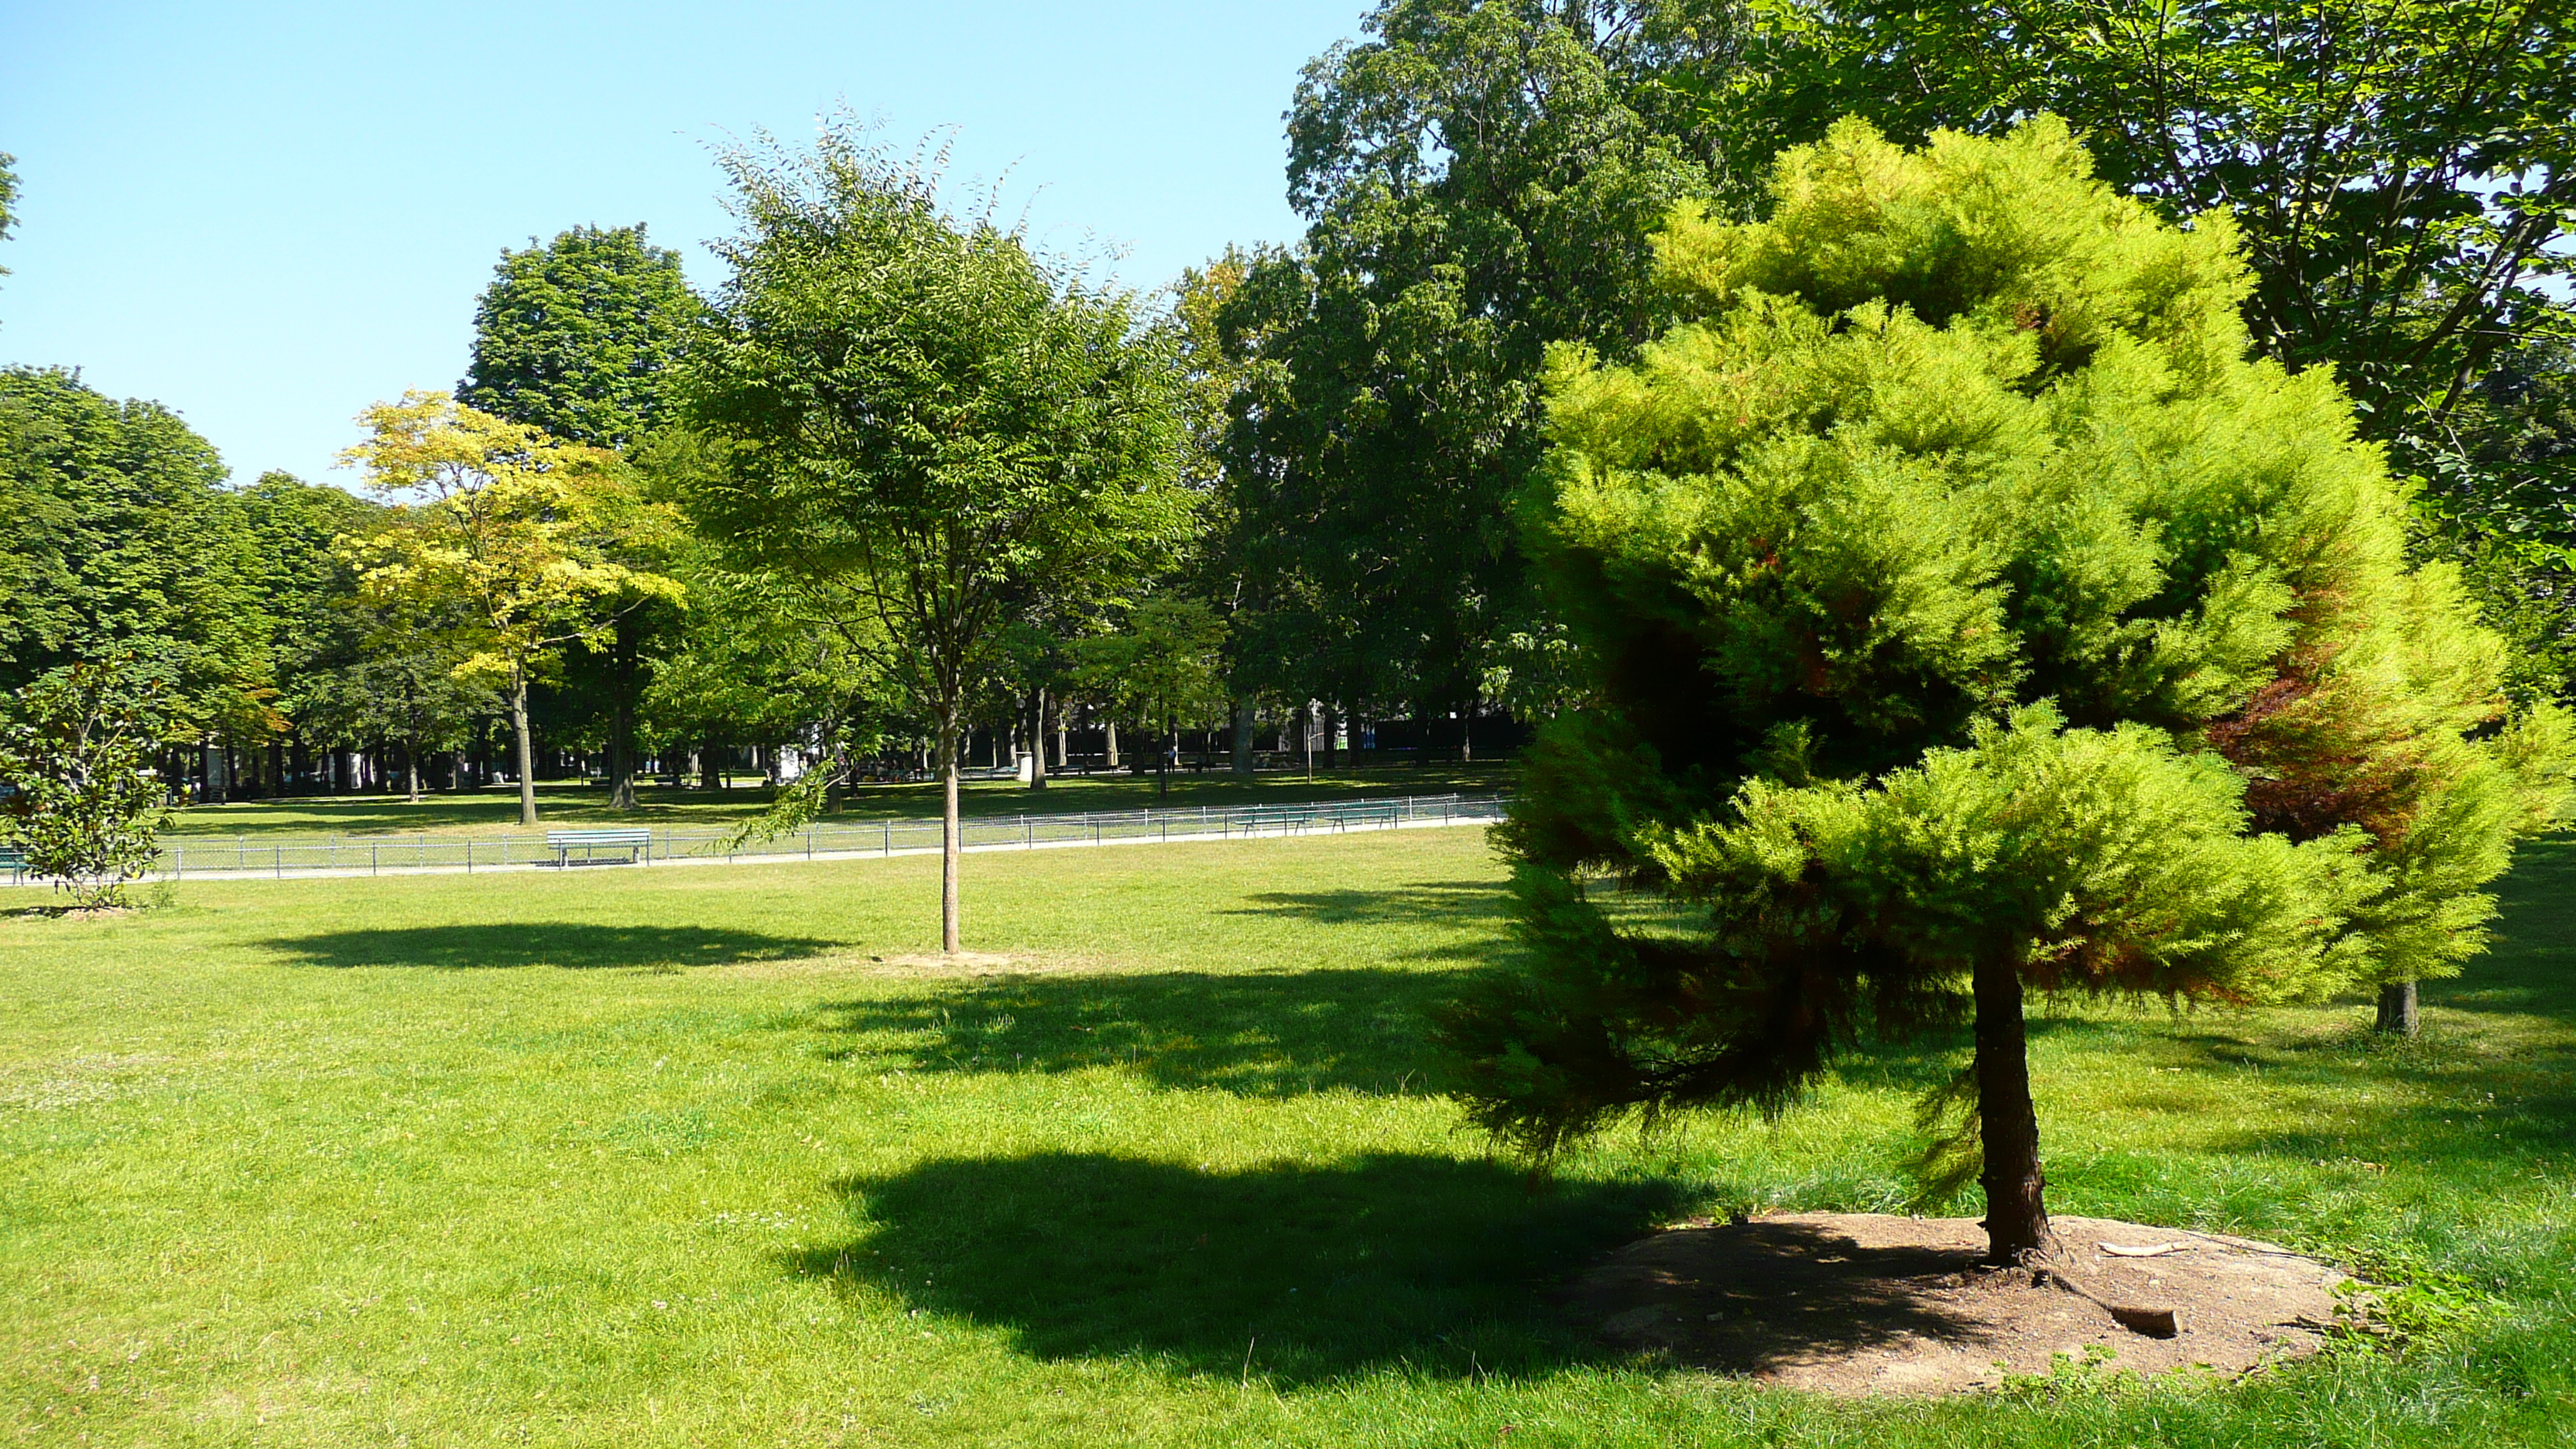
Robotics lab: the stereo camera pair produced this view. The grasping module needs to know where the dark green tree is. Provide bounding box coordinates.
[0,367,275,744]
[1222,1,1734,718]
[1439,121,2573,1263]
[682,122,1192,954]
[459,224,701,450]
[459,227,704,808]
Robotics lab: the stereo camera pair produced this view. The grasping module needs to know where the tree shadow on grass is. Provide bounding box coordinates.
[803,967,1465,1097]
[788,1151,1690,1385]
[266,923,841,971]
[1222,878,1510,962]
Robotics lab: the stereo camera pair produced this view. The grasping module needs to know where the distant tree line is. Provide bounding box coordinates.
[3,0,2571,875]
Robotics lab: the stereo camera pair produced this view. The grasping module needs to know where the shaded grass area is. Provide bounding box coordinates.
[160,764,1512,839]
[1,829,2571,1445]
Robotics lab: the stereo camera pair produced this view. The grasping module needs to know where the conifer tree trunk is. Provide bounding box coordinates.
[509,665,539,827]
[2375,980,2420,1036]
[1974,954,2052,1263]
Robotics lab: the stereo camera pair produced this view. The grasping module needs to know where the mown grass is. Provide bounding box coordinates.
[2,829,2571,1446]
[159,764,1510,840]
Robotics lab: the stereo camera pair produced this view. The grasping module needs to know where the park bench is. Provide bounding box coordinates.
[546,828,652,867]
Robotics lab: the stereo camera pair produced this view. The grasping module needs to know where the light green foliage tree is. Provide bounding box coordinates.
[1679,0,2576,697]
[1077,594,1229,794]
[458,224,701,450]
[683,123,1191,954]
[340,392,681,826]
[1438,121,2574,1262]
[641,555,895,793]
[0,662,171,909]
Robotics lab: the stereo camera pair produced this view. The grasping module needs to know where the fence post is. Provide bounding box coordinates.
[370,843,377,875]
[883,819,892,856]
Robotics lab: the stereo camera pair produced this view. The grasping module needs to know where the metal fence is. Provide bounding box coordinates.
[142,792,1509,880]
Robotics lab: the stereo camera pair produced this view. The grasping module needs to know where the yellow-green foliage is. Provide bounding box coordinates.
[1454,117,2573,1156]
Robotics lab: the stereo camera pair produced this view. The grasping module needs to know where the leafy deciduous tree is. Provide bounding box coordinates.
[683,124,1190,954]
[459,224,701,450]
[339,392,680,826]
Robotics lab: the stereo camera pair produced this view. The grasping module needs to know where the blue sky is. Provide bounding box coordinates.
[0,1,1362,485]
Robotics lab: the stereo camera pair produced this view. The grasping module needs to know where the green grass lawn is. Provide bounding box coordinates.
[159,763,1511,840]
[3,829,2571,1446]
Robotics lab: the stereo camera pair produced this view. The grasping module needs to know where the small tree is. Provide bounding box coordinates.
[1439,118,2574,1264]
[0,663,170,909]
[683,122,1190,954]
[339,392,680,826]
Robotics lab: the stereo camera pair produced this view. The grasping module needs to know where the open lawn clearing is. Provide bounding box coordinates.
[159,765,1510,841]
[2,831,2572,1447]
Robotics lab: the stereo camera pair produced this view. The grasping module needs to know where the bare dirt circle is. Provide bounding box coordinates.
[1566,1212,2355,1396]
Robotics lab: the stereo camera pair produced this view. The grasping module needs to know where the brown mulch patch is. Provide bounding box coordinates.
[1566,1212,2355,1396]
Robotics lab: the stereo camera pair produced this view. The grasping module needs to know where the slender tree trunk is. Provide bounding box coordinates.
[2375,980,2420,1037]
[406,739,421,803]
[1974,954,2051,1264]
[1053,701,1067,772]
[1231,696,1254,776]
[1105,718,1120,770]
[1028,688,1049,792]
[940,711,961,956]
[608,620,639,810]
[510,666,539,827]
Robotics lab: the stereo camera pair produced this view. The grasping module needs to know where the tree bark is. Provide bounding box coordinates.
[1231,695,1255,776]
[940,714,961,955]
[608,618,639,810]
[2375,979,2420,1037]
[1105,718,1120,770]
[1974,954,2052,1265]
[700,738,722,792]
[509,666,539,827]
[405,739,421,803]
[1028,688,1049,791]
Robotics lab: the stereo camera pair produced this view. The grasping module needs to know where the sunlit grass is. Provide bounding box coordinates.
[2,829,2570,1445]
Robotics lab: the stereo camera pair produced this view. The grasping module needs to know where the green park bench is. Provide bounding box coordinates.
[545,828,652,867]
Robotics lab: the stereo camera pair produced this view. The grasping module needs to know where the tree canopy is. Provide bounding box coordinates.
[1439,118,2574,1262]
[459,224,701,450]
[683,122,1192,952]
